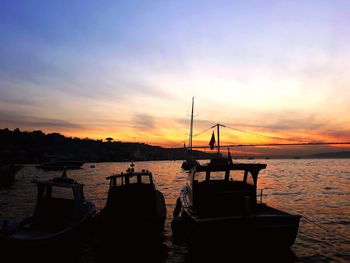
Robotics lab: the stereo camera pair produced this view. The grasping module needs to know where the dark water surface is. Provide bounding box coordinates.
[1,159,350,262]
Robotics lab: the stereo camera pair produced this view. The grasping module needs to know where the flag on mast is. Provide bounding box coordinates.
[209,131,216,150]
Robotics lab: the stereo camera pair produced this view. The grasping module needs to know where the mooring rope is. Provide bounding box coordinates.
[301,215,350,242]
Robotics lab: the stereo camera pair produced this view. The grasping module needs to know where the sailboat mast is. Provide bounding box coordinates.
[217,123,220,154]
[189,96,194,150]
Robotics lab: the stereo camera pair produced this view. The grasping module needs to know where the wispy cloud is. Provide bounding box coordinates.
[0,111,82,130]
[132,114,156,131]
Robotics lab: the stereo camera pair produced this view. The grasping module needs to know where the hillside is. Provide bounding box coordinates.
[0,128,215,163]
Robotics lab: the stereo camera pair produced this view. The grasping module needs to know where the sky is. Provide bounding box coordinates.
[1,0,350,155]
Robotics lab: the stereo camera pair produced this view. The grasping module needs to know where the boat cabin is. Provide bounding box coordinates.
[32,174,86,231]
[106,168,154,189]
[187,162,267,216]
[104,164,157,217]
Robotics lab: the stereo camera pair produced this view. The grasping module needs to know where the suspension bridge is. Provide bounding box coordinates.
[175,123,350,153]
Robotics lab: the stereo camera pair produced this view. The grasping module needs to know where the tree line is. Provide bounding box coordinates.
[0,128,214,164]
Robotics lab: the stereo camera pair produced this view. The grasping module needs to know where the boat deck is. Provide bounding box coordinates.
[186,203,299,223]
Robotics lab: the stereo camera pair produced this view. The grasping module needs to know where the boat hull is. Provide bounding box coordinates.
[177,205,301,248]
[0,202,96,248]
[0,165,22,186]
[99,190,166,241]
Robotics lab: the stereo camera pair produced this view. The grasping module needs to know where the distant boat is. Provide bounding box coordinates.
[36,160,84,171]
[0,170,96,246]
[172,161,301,248]
[99,162,166,241]
[181,158,199,170]
[0,164,23,186]
[182,97,199,171]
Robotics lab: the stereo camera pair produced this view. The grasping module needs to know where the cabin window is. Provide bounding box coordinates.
[128,175,138,184]
[115,176,124,186]
[210,171,226,180]
[194,171,206,182]
[141,176,151,184]
[50,187,74,200]
[230,170,244,181]
[246,172,255,185]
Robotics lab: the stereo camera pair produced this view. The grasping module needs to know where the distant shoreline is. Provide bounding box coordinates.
[17,156,350,167]
[2,128,350,164]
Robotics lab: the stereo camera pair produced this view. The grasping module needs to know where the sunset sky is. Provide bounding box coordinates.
[1,1,350,155]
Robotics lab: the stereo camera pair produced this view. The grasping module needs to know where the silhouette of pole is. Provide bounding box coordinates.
[217,124,220,154]
[211,124,226,154]
[189,96,194,151]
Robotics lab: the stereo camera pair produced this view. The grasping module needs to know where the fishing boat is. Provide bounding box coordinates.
[36,160,84,171]
[0,164,23,186]
[0,170,96,247]
[99,162,166,240]
[172,159,301,248]
[182,97,199,171]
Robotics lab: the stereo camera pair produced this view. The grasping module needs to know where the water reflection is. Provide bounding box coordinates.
[1,159,350,262]
[185,246,296,263]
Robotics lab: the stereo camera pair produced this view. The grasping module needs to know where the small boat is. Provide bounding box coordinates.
[36,160,84,171]
[1,170,96,247]
[0,164,23,186]
[181,158,199,171]
[172,160,301,248]
[99,162,166,240]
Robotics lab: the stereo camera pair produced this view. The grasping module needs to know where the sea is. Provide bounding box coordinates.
[1,159,349,262]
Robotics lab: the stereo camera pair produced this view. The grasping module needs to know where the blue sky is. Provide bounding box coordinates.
[1,0,350,152]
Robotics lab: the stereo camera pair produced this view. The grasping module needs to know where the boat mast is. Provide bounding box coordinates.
[189,96,194,151]
[217,124,220,154]
[211,123,226,154]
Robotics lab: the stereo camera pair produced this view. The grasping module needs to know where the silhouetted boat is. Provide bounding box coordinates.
[181,158,199,170]
[1,170,96,246]
[182,97,199,171]
[36,160,84,171]
[99,162,166,240]
[172,160,301,248]
[0,164,23,186]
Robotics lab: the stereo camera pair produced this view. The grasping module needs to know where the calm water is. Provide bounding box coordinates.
[1,159,350,262]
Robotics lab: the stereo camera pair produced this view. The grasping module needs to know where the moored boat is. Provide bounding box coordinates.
[0,170,96,247]
[181,158,199,171]
[36,160,84,171]
[172,159,301,248]
[99,162,166,241]
[0,164,23,186]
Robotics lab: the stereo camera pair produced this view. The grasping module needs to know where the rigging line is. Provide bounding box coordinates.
[193,127,213,137]
[224,125,309,143]
[257,195,350,242]
[186,142,350,149]
[302,216,350,242]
